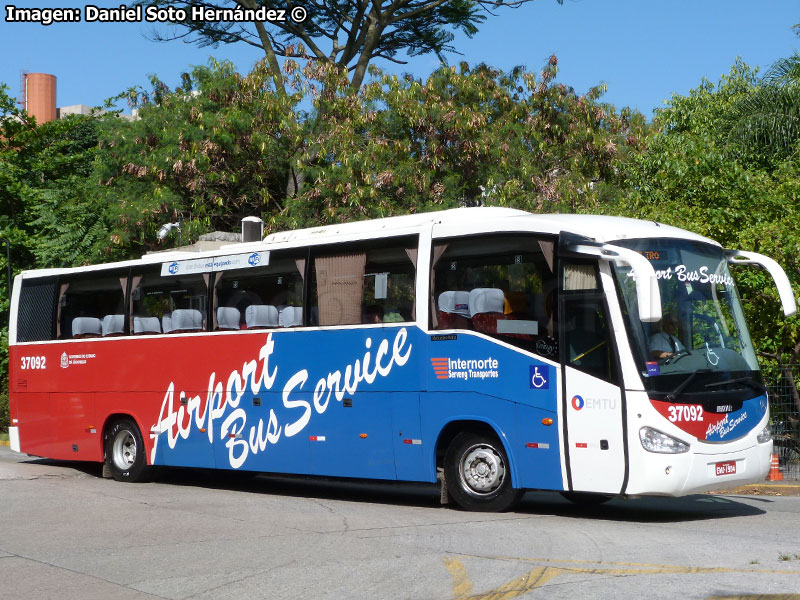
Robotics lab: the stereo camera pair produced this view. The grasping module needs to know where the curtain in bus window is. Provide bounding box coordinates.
[405,248,418,320]
[429,243,448,329]
[56,283,69,338]
[128,275,142,328]
[315,252,366,326]
[538,239,555,273]
[563,264,598,291]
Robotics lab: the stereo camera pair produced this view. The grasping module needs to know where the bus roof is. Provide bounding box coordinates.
[263,207,715,247]
[17,207,716,278]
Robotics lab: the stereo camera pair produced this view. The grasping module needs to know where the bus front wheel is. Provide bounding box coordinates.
[444,432,522,512]
[104,419,150,483]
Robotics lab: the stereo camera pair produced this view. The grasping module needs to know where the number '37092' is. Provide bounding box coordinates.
[20,356,46,370]
[667,405,703,422]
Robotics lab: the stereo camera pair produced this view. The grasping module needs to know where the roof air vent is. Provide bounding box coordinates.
[241,216,264,243]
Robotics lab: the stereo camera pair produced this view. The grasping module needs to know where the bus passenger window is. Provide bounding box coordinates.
[131,269,208,334]
[310,237,417,327]
[58,273,127,339]
[430,235,557,356]
[214,251,305,330]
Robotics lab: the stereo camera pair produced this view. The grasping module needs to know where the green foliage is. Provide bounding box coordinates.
[721,84,800,167]
[84,56,640,246]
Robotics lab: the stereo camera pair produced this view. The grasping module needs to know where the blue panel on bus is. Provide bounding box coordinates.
[309,391,395,479]
[705,394,768,443]
[147,326,562,490]
[514,404,563,490]
[427,332,558,411]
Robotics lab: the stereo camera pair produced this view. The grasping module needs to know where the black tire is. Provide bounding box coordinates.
[560,491,613,506]
[444,432,523,512]
[104,419,150,483]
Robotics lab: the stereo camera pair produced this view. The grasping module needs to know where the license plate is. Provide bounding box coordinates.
[715,461,736,476]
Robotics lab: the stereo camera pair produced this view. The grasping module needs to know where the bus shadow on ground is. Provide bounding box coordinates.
[18,457,769,520]
[517,490,768,522]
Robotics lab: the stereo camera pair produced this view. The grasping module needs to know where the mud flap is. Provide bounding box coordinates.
[437,467,450,504]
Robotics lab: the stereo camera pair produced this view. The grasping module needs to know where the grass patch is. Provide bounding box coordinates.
[0,432,9,443]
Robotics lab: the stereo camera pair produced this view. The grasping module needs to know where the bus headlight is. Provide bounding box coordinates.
[757,425,772,444]
[639,427,689,454]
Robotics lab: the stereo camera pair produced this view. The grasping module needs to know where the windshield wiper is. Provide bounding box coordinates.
[705,376,765,394]
[666,369,713,402]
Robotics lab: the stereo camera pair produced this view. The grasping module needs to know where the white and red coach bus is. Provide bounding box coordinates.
[7,207,796,510]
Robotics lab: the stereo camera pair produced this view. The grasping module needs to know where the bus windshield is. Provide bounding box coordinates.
[611,238,762,400]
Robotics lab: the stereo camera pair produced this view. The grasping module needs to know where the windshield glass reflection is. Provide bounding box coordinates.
[611,238,761,399]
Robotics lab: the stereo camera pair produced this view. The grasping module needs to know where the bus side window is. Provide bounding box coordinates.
[57,273,127,339]
[130,269,208,335]
[430,234,557,354]
[309,237,417,326]
[213,251,306,330]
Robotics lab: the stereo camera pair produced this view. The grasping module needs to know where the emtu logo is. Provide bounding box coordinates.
[571,395,585,410]
[431,357,449,379]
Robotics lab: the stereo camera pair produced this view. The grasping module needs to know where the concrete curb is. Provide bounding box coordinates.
[0,440,10,447]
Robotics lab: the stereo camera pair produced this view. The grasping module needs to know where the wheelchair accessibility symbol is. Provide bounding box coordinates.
[529,365,549,390]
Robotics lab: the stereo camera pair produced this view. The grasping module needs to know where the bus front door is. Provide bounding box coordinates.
[560,293,627,494]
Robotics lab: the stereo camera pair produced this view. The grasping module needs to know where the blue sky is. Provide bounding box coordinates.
[1,0,798,118]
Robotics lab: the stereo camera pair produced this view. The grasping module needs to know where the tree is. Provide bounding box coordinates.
[132,0,558,92]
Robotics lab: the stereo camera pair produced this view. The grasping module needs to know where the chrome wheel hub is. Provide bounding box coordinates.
[460,444,505,495]
[112,431,137,470]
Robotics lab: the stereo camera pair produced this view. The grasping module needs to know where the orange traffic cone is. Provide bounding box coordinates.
[767,452,784,481]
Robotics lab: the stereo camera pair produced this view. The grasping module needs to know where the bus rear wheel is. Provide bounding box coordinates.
[444,432,522,512]
[104,419,150,483]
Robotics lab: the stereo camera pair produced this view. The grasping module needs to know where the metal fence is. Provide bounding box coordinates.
[765,365,800,481]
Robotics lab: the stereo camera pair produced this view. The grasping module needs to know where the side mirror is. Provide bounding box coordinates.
[725,250,797,316]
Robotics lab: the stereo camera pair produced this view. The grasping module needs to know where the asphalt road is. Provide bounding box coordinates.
[1,445,799,600]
